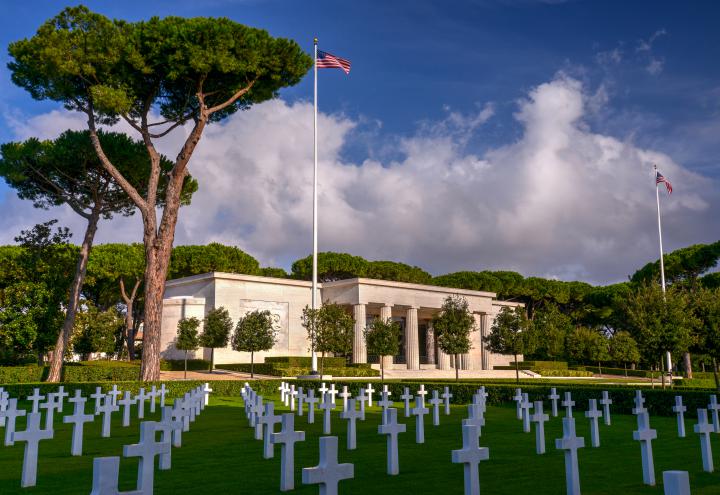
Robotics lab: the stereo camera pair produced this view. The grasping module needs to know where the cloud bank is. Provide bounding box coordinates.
[2,75,717,284]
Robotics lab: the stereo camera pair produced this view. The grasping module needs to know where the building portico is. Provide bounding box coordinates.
[160,272,521,371]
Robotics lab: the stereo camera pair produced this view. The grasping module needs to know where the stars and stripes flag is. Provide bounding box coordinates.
[656,170,673,194]
[316,50,351,74]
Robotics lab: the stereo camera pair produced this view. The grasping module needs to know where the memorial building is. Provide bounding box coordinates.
[160,272,521,371]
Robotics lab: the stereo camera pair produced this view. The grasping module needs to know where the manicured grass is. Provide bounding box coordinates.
[1,392,719,494]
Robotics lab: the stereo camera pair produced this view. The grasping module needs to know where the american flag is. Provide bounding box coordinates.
[656,170,673,194]
[316,50,351,74]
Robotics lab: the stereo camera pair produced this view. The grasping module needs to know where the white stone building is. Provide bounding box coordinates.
[160,272,522,370]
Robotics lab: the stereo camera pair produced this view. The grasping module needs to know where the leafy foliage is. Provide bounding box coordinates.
[609,331,641,367]
[71,305,123,358]
[231,309,277,377]
[175,317,201,352]
[200,307,233,371]
[484,305,535,381]
[433,295,476,380]
[565,327,610,367]
[531,303,572,360]
[631,241,720,289]
[169,243,260,279]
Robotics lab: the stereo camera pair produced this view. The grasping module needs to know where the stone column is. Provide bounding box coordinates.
[425,322,436,365]
[380,305,394,368]
[405,307,420,370]
[437,349,451,370]
[481,314,491,370]
[352,304,367,364]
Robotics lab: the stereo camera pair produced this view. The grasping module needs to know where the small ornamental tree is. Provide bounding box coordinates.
[71,305,123,360]
[694,287,720,391]
[433,295,476,381]
[231,310,277,378]
[301,306,320,374]
[320,303,355,364]
[566,327,610,373]
[533,303,572,361]
[484,305,535,383]
[175,317,200,379]
[364,317,401,382]
[609,331,641,376]
[199,307,233,372]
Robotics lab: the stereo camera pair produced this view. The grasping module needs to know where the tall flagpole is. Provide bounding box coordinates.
[654,164,672,376]
[311,37,319,375]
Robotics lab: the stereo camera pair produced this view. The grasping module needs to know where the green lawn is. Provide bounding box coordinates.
[1,392,719,494]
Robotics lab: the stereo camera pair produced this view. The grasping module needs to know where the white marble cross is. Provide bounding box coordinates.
[339,386,351,412]
[378,408,406,475]
[250,395,264,428]
[260,402,283,459]
[63,390,94,456]
[452,424,489,495]
[279,381,287,402]
[169,406,186,447]
[90,387,104,414]
[319,382,329,402]
[97,395,119,438]
[0,390,8,428]
[108,385,121,407]
[289,385,298,412]
[428,390,442,426]
[378,391,393,411]
[147,386,158,414]
[39,393,61,430]
[513,388,523,419]
[412,396,429,444]
[158,406,183,457]
[254,400,267,440]
[123,421,170,493]
[416,384,428,408]
[673,396,687,438]
[90,457,143,495]
[135,388,149,419]
[520,393,533,433]
[561,392,575,418]
[555,417,585,495]
[476,386,488,403]
[382,384,392,398]
[201,383,212,408]
[55,386,68,413]
[118,391,137,428]
[159,384,167,409]
[632,411,657,485]
[297,387,306,416]
[13,411,54,487]
[442,387,453,415]
[600,391,612,426]
[694,408,714,473]
[548,388,560,417]
[319,393,336,435]
[366,383,376,407]
[708,395,720,433]
[306,389,319,424]
[271,413,306,491]
[662,471,691,495]
[340,398,362,450]
[2,398,26,446]
[302,436,354,495]
[356,388,367,421]
[531,400,549,454]
[585,399,602,448]
[328,383,338,405]
[400,387,413,418]
[27,388,45,414]
[632,390,647,415]
[462,404,485,438]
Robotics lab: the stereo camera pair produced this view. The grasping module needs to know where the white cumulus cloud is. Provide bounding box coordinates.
[1,75,717,284]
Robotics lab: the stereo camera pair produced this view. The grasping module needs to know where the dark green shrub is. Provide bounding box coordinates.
[0,365,47,383]
[63,361,140,382]
[160,359,211,371]
[264,356,347,368]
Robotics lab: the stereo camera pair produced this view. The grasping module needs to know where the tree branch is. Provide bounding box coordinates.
[206,78,257,115]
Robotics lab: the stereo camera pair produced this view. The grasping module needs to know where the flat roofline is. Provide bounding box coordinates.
[165,271,316,289]
[322,277,497,298]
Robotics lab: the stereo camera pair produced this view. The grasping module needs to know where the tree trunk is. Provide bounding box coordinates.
[47,208,101,382]
[660,359,666,389]
[514,353,519,384]
[683,352,693,379]
[624,362,628,377]
[209,348,215,373]
[381,357,384,383]
[455,353,459,382]
[321,351,325,376]
[120,278,141,361]
[713,358,720,393]
[184,350,188,380]
[598,361,602,376]
[251,351,255,379]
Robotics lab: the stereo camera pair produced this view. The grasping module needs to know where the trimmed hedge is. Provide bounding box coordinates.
[535,369,593,377]
[216,363,379,377]
[521,361,568,370]
[0,365,47,383]
[265,356,347,368]
[573,366,659,378]
[160,359,211,371]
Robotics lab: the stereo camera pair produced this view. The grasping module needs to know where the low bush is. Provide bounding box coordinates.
[216,363,379,377]
[160,359,211,371]
[674,378,718,389]
[521,361,568,370]
[63,361,140,382]
[572,366,656,378]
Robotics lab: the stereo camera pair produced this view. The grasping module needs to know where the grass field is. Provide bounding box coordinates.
[1,391,719,494]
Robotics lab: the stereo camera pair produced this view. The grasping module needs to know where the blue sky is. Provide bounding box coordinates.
[1,0,718,283]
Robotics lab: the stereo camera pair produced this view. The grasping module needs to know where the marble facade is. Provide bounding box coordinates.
[160,272,522,370]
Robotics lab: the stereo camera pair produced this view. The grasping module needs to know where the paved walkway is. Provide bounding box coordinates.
[159,369,272,381]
